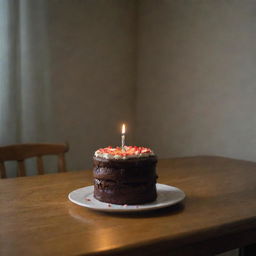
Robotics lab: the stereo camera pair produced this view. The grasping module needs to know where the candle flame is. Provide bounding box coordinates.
[122,124,126,134]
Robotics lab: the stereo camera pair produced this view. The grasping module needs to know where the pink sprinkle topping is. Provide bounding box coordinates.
[123,204,127,207]
[97,146,153,157]
[85,198,91,201]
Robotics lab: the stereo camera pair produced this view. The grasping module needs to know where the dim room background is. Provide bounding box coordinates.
[0,0,256,181]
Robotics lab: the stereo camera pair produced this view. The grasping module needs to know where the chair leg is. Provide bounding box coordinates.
[239,244,256,256]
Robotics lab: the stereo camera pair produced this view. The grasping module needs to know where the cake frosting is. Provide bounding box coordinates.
[94,146,155,160]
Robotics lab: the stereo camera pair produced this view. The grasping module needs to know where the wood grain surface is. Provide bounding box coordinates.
[0,156,256,256]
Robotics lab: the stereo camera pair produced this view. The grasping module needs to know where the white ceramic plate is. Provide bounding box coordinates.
[68,183,185,213]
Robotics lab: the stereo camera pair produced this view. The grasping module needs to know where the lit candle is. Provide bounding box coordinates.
[121,124,126,150]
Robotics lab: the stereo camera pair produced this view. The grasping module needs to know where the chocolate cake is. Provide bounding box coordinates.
[93,146,158,205]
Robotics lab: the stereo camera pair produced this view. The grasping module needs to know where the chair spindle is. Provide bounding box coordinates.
[58,154,66,172]
[37,156,44,175]
[0,162,6,178]
[17,160,26,177]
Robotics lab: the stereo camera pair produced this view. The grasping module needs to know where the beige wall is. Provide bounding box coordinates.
[136,0,256,162]
[48,0,136,170]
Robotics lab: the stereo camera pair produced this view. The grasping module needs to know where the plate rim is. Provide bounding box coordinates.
[68,183,185,213]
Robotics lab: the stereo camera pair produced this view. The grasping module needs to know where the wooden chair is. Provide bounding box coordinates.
[0,143,69,178]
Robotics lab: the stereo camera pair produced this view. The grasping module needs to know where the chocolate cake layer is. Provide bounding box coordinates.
[93,156,158,205]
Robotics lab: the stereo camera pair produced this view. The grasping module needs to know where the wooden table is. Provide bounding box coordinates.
[1,156,256,256]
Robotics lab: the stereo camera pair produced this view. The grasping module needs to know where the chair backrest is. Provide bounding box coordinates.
[0,143,69,178]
